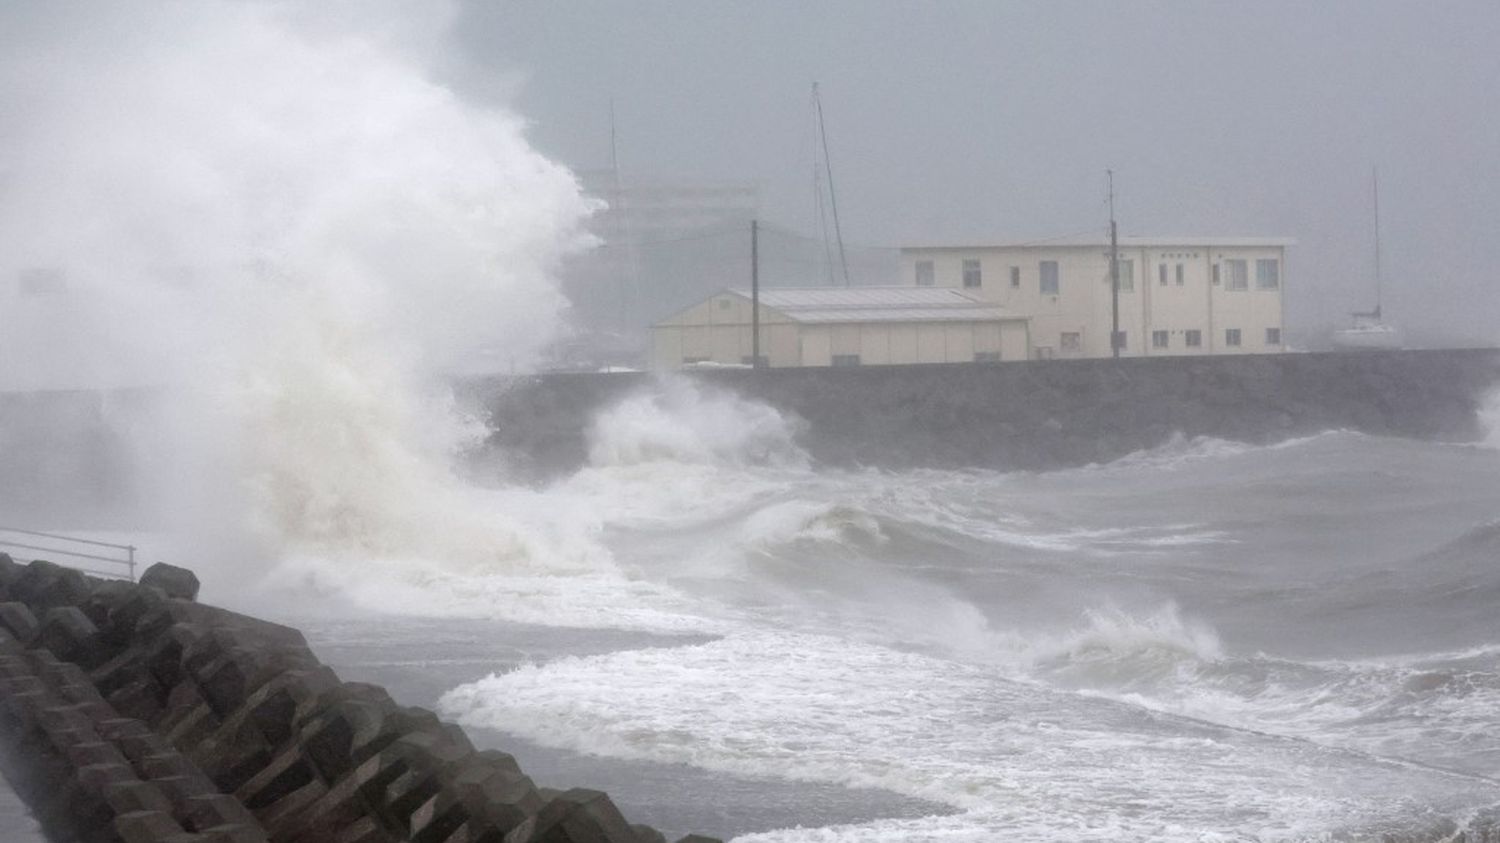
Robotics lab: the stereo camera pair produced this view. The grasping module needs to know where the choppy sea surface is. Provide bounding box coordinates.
[99,385,1500,841]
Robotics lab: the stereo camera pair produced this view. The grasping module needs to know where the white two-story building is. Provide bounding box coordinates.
[900,236,1291,359]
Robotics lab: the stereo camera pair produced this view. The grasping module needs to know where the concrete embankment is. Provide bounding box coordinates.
[474,349,1500,478]
[0,555,719,843]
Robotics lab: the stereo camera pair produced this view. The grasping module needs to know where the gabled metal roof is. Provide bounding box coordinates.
[902,235,1295,251]
[728,286,1016,324]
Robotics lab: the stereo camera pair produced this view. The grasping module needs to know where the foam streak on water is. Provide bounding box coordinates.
[429,386,1500,840]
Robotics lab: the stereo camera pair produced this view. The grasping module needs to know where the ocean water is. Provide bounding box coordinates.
[225,380,1500,842]
[4,6,1495,839]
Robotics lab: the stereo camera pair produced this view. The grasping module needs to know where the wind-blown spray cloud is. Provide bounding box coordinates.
[0,1,595,568]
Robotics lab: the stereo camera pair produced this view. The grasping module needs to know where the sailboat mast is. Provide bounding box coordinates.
[1372,166,1382,316]
[813,83,851,287]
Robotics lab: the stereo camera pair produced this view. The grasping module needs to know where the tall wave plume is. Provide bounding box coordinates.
[0,1,596,575]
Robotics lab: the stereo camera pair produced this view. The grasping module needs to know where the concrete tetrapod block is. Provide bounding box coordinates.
[382,767,444,833]
[107,677,165,724]
[236,743,318,812]
[114,809,190,842]
[39,606,101,666]
[97,716,153,743]
[182,671,336,788]
[66,740,132,769]
[14,560,93,608]
[140,562,202,601]
[256,775,331,839]
[302,696,400,782]
[147,622,209,690]
[104,586,168,645]
[329,816,403,843]
[630,825,666,843]
[0,602,40,644]
[512,788,641,843]
[182,792,263,832]
[0,552,17,592]
[405,787,472,843]
[273,743,404,843]
[194,648,277,719]
[80,579,137,628]
[104,779,176,815]
[117,731,176,763]
[451,764,543,834]
[92,646,151,697]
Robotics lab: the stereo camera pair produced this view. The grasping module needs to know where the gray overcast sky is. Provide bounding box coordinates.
[445,0,1500,342]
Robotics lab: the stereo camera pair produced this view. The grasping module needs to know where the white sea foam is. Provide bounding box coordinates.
[440,629,1496,842]
[586,376,808,469]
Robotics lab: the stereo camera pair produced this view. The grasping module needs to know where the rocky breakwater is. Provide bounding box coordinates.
[0,555,719,843]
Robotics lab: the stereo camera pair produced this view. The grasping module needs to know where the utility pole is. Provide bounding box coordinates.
[751,219,762,369]
[1108,170,1120,359]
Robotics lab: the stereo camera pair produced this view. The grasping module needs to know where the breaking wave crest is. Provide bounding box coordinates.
[586,376,809,469]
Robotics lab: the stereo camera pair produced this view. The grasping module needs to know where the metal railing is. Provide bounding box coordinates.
[0,527,136,582]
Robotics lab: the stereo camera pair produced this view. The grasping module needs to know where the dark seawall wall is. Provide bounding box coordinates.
[472,349,1500,478]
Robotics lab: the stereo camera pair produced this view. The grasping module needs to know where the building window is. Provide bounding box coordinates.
[1010,266,1021,288]
[1256,259,1280,289]
[718,298,732,309]
[1152,330,1169,349]
[1225,328,1241,347]
[1111,258,1133,292]
[915,260,935,287]
[1212,263,1221,285]
[962,259,982,288]
[1175,263,1185,286]
[974,351,1002,363]
[1265,327,1281,345]
[1113,330,1127,350]
[1158,264,1168,286]
[1040,261,1059,295]
[1224,259,1248,291]
[831,354,861,367]
[1185,329,1202,348]
[1060,332,1082,353]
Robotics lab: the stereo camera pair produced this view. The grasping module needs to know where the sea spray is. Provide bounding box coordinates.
[0,1,596,578]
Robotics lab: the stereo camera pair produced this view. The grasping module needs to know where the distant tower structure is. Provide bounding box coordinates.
[561,168,760,366]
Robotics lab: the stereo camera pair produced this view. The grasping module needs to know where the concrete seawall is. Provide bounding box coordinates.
[474,349,1500,478]
[0,556,720,843]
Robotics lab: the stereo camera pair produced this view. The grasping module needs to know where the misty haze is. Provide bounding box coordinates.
[1,2,1499,842]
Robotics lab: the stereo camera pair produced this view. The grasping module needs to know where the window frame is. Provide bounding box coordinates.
[962,259,982,289]
[915,260,935,287]
[1040,260,1060,295]
[1256,259,1280,290]
[1225,328,1242,347]
[1224,259,1249,291]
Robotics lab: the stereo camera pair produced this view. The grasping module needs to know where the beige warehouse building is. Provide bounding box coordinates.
[901,236,1292,359]
[651,287,1030,369]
